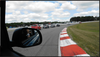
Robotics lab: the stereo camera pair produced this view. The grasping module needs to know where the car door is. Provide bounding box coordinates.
[1,1,42,56]
[38,25,41,29]
[1,1,24,56]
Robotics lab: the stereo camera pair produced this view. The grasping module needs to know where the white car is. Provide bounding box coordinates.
[25,25,28,28]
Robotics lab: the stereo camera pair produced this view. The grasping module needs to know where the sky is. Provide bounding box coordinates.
[5,1,99,23]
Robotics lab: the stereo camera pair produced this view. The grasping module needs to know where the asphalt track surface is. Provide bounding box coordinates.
[7,23,78,56]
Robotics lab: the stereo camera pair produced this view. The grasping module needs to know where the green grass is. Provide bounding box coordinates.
[67,22,99,56]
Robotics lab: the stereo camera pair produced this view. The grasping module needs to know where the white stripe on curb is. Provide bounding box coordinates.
[73,54,90,57]
[60,34,69,38]
[60,39,76,47]
[61,32,67,34]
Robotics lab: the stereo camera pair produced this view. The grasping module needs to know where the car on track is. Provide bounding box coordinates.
[50,24,55,28]
[31,24,41,30]
[56,24,60,27]
[43,24,49,29]
[25,25,28,28]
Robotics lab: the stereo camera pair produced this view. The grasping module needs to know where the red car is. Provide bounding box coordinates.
[31,24,41,30]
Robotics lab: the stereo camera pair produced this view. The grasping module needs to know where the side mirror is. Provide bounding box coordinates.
[10,28,42,47]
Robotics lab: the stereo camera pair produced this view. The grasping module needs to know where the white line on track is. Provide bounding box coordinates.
[58,32,61,56]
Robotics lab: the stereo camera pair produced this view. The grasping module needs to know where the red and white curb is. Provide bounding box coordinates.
[58,28,90,56]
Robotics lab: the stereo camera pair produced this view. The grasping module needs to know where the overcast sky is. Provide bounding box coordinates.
[5,1,99,23]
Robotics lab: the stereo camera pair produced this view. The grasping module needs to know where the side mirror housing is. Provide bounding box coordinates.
[10,28,42,48]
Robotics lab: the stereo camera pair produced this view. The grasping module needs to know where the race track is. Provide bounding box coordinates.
[7,23,78,56]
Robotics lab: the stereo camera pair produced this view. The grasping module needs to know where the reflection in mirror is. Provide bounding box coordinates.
[12,28,41,47]
[21,29,40,46]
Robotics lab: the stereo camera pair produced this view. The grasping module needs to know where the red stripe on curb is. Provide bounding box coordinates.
[60,36,70,40]
[60,33,67,35]
[62,30,66,32]
[62,31,66,32]
[60,45,87,56]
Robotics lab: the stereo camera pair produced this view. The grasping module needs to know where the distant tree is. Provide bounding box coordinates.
[97,16,100,20]
[70,16,95,22]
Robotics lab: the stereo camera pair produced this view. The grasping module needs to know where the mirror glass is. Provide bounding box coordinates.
[12,28,41,47]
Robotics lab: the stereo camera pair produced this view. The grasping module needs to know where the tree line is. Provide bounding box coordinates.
[6,16,99,28]
[70,16,99,22]
[6,21,65,28]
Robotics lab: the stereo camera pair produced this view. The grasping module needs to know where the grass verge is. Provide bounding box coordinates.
[67,22,99,56]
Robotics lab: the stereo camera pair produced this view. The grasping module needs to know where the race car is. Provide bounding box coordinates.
[43,24,49,29]
[31,24,41,30]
